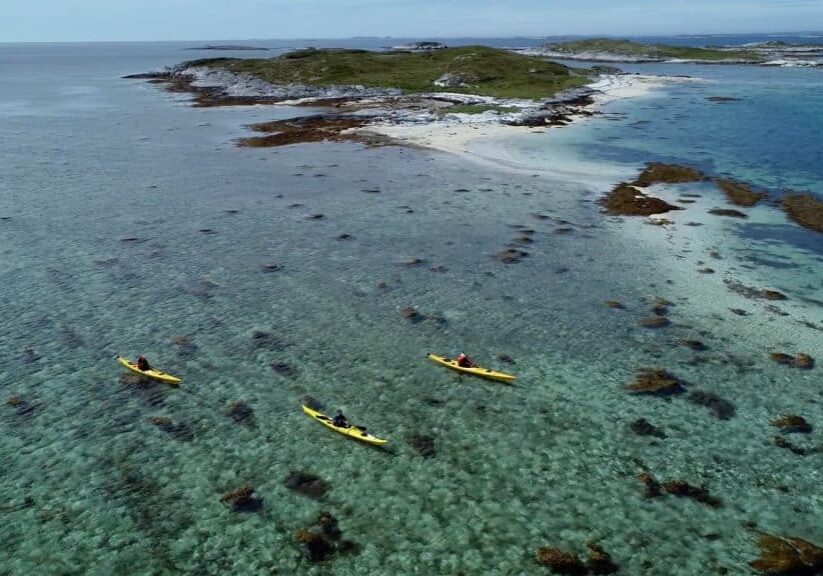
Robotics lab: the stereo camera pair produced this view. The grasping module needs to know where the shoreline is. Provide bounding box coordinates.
[359,74,695,177]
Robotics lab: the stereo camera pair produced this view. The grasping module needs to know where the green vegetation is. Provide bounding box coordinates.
[185,46,589,99]
[547,38,763,62]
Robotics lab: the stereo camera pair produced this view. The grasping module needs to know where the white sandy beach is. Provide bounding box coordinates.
[363,74,694,162]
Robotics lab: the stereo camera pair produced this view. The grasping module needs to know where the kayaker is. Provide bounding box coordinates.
[137,355,151,371]
[455,353,476,368]
[332,410,349,428]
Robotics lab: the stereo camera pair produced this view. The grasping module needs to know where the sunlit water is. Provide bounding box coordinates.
[0,40,820,576]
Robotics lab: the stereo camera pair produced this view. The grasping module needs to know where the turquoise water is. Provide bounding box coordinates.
[1,41,821,575]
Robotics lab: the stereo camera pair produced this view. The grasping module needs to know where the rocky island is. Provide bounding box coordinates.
[521,38,822,66]
[126,45,621,146]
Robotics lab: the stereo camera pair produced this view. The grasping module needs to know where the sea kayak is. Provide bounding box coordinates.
[301,405,387,446]
[116,356,182,385]
[426,353,516,383]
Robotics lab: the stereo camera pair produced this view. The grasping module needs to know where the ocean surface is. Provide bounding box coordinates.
[0,37,821,576]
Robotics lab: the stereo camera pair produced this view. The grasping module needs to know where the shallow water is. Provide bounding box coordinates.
[1,41,821,576]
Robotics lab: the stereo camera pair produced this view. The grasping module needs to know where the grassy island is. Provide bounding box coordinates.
[184,46,590,99]
[543,38,763,62]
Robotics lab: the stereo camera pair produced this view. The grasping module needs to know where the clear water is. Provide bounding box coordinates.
[0,40,821,576]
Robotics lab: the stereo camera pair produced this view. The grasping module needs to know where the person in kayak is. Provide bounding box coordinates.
[136,355,151,371]
[455,353,477,368]
[332,410,349,428]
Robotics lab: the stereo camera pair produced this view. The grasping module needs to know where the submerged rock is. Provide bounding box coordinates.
[604,300,624,309]
[270,361,297,376]
[662,480,722,508]
[251,330,285,351]
[599,182,681,216]
[750,532,823,575]
[680,339,708,351]
[770,352,815,368]
[220,485,262,512]
[225,400,255,424]
[6,395,35,420]
[626,368,685,395]
[782,193,823,233]
[400,306,423,321]
[774,435,809,456]
[408,433,436,458]
[709,207,748,218]
[172,336,198,357]
[632,163,705,187]
[284,470,329,499]
[794,354,815,369]
[586,542,619,575]
[629,418,666,438]
[686,390,736,420]
[772,415,812,434]
[535,547,587,574]
[148,416,193,440]
[638,316,671,329]
[637,472,662,498]
[715,178,765,207]
[295,511,358,562]
[496,247,529,263]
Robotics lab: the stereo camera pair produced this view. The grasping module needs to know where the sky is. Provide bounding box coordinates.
[1,0,821,42]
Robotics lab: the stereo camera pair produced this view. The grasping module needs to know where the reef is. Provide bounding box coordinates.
[750,532,823,575]
[637,472,662,498]
[260,262,282,272]
[629,418,666,438]
[662,480,723,508]
[172,336,198,357]
[782,193,823,233]
[283,470,330,499]
[408,433,436,458]
[225,400,255,424]
[6,395,35,420]
[295,511,359,563]
[715,178,766,206]
[686,390,736,420]
[148,416,194,440]
[237,115,390,148]
[725,280,788,301]
[626,368,685,395]
[709,208,748,218]
[271,362,298,376]
[680,339,708,351]
[772,415,812,434]
[496,247,530,263]
[769,352,815,369]
[251,330,285,351]
[400,306,423,321]
[773,435,811,456]
[220,485,263,512]
[638,316,671,329]
[535,547,587,574]
[586,543,619,575]
[632,162,705,187]
[598,182,682,216]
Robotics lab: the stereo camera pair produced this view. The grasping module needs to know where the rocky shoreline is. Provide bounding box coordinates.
[125,63,606,147]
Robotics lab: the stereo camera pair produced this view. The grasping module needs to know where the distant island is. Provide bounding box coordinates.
[185,45,269,51]
[521,38,822,66]
[390,41,448,52]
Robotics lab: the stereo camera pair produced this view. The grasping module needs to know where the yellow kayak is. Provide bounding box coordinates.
[116,356,182,385]
[302,405,387,446]
[426,353,516,383]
